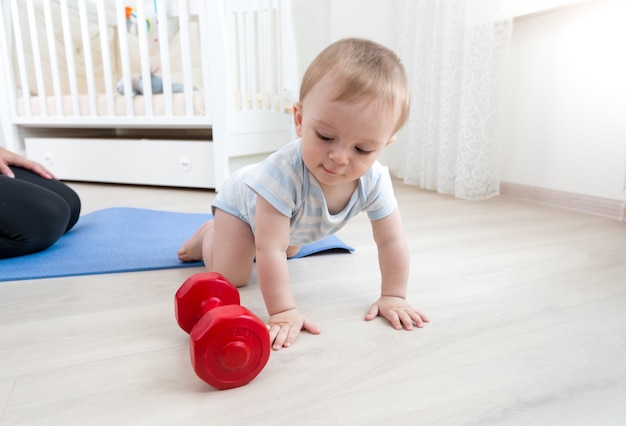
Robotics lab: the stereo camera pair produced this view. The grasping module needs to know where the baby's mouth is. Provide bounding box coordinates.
[321,165,337,175]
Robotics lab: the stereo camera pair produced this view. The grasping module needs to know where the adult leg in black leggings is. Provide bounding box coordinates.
[0,167,81,259]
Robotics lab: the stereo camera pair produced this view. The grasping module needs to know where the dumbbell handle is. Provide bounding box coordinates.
[199,297,224,316]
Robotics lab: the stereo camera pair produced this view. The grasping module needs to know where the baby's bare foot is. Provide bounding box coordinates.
[286,245,301,258]
[178,220,213,262]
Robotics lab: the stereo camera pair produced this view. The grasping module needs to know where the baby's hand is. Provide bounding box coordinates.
[365,296,429,330]
[267,308,320,350]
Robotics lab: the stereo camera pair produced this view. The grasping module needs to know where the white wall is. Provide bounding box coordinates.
[500,0,591,17]
[500,0,626,201]
[291,0,331,81]
[293,0,626,202]
[291,0,399,82]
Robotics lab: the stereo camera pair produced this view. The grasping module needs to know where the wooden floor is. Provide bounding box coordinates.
[1,180,625,425]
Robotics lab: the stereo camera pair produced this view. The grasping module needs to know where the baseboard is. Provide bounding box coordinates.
[499,182,626,221]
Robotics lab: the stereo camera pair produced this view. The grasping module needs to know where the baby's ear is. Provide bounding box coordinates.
[386,135,397,146]
[293,102,303,136]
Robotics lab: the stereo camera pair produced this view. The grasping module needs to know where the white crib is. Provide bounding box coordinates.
[0,0,298,190]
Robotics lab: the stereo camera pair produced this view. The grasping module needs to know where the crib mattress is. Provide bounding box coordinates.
[16,91,207,118]
[16,90,292,120]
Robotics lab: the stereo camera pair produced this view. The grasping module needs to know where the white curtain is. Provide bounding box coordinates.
[398,0,512,199]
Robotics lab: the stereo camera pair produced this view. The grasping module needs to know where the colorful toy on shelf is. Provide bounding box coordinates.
[174,272,271,390]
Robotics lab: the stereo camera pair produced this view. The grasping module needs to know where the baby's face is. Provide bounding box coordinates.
[294,72,399,189]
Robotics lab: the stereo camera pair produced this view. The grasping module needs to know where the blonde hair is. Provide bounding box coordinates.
[299,38,410,134]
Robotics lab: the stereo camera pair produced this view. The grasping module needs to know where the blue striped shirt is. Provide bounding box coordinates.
[212,138,397,245]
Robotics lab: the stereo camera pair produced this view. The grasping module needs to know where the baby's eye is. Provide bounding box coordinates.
[316,131,333,142]
[355,147,372,154]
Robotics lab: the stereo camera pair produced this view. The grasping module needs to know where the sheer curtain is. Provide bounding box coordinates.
[398,0,512,199]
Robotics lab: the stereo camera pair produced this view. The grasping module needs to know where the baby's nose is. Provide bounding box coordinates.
[329,145,349,164]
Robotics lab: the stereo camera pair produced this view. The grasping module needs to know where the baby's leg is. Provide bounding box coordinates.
[177,220,213,262]
[211,209,256,287]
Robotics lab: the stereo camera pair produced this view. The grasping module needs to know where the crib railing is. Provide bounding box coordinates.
[229,0,287,112]
[0,0,294,130]
[0,0,214,127]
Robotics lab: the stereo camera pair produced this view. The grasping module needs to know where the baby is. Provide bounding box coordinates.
[178,37,429,350]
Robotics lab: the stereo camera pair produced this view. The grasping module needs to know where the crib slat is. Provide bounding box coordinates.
[246,0,257,110]
[274,0,284,111]
[9,0,31,116]
[59,0,80,116]
[178,0,193,116]
[272,0,290,111]
[197,1,212,119]
[263,0,278,111]
[0,1,23,148]
[0,4,16,117]
[115,0,134,116]
[96,0,115,116]
[265,0,272,110]
[235,5,246,110]
[257,0,267,110]
[269,0,280,111]
[77,0,97,116]
[42,1,64,116]
[156,0,173,116]
[276,0,286,112]
[256,0,266,110]
[135,1,153,116]
[25,0,48,115]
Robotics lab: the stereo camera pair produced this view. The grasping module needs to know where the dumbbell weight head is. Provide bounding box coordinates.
[175,272,240,333]
[191,304,270,389]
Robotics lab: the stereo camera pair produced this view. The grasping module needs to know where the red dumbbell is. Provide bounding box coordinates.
[175,272,270,390]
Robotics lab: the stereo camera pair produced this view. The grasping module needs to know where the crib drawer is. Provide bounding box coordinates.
[25,138,215,188]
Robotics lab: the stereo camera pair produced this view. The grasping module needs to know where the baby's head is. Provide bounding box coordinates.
[299,38,410,135]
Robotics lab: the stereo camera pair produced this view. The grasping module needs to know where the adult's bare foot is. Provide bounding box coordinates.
[177,220,213,262]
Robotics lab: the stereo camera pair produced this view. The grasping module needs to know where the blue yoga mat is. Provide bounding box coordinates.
[0,207,354,282]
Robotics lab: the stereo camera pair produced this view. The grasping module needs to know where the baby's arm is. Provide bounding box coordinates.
[254,196,320,350]
[365,209,429,329]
